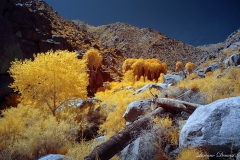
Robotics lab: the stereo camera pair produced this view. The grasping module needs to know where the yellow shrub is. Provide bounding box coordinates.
[172,67,240,103]
[185,62,195,74]
[153,116,180,146]
[0,104,78,160]
[176,61,183,72]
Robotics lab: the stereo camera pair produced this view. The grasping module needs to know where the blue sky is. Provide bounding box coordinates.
[44,0,240,46]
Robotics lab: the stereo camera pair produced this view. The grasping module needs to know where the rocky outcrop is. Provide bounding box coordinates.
[224,54,240,67]
[76,21,211,71]
[204,62,220,73]
[180,96,240,155]
[224,28,240,49]
[123,99,153,123]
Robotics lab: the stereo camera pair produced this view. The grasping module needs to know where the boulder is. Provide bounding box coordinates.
[120,137,141,160]
[224,54,240,67]
[204,62,220,73]
[198,70,205,78]
[133,83,168,95]
[180,96,240,155]
[123,99,153,123]
[163,74,183,85]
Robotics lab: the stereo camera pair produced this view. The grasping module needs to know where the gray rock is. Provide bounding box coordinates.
[163,74,183,85]
[123,99,153,123]
[204,62,220,73]
[224,54,240,67]
[38,154,74,160]
[198,70,205,78]
[229,41,240,50]
[120,137,141,160]
[126,86,134,90]
[133,83,168,95]
[180,96,240,154]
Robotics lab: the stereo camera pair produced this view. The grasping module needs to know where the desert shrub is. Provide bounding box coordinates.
[185,62,195,74]
[0,104,78,160]
[153,116,180,146]
[8,50,89,116]
[176,147,209,160]
[175,61,183,72]
[171,67,240,103]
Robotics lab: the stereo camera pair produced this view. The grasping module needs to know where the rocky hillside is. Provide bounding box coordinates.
[74,21,212,70]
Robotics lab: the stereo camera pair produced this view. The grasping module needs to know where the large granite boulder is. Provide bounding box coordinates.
[123,99,153,123]
[180,96,240,154]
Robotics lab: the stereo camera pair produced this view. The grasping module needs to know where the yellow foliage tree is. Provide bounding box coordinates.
[122,58,167,81]
[185,62,195,74]
[83,48,102,71]
[176,61,183,72]
[82,49,103,95]
[8,50,89,116]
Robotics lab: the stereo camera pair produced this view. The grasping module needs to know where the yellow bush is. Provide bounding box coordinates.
[153,116,180,146]
[185,62,195,74]
[0,104,78,160]
[176,61,183,72]
[8,50,89,116]
[172,67,240,103]
[176,147,209,160]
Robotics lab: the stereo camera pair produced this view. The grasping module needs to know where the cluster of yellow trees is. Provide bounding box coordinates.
[122,58,167,81]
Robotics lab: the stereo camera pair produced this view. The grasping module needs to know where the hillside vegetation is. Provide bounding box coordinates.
[0,44,239,159]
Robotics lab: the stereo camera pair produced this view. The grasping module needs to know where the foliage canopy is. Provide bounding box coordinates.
[83,48,102,70]
[8,50,89,116]
[122,58,167,81]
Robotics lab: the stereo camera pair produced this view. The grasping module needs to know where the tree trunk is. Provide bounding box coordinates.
[155,98,200,114]
[84,107,165,160]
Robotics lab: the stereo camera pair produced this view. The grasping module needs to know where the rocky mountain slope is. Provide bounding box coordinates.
[74,21,212,70]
